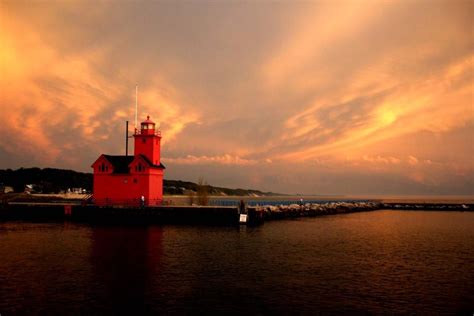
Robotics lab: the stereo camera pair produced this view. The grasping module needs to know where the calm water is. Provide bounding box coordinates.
[1,210,473,314]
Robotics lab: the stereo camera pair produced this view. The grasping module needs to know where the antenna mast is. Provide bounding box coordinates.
[135,85,138,130]
[125,120,129,156]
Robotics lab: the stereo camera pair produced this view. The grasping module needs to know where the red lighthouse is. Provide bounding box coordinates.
[91,116,165,206]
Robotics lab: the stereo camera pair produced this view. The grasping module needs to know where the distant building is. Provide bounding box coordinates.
[70,188,86,194]
[1,185,14,194]
[24,184,34,194]
[91,116,165,206]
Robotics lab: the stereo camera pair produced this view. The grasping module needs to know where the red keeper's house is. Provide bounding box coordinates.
[91,116,165,206]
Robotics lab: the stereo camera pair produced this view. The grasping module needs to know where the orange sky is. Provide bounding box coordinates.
[0,0,472,194]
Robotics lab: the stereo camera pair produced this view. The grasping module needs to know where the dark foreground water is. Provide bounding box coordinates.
[1,210,473,314]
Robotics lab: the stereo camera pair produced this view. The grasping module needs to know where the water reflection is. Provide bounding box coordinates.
[0,211,473,314]
[89,225,163,314]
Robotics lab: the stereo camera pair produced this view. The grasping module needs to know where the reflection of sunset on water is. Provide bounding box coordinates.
[90,226,164,313]
[1,213,473,313]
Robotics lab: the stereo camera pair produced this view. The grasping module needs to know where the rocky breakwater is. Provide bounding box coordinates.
[383,203,472,211]
[254,201,382,220]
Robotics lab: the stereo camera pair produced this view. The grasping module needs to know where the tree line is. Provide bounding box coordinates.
[0,167,277,196]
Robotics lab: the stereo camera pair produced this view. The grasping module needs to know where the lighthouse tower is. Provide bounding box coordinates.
[91,116,165,206]
[134,116,161,165]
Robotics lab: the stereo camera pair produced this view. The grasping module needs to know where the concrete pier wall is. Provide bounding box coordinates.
[0,203,241,225]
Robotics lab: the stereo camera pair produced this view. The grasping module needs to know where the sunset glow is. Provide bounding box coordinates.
[0,0,472,194]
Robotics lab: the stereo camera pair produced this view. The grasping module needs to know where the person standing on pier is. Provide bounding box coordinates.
[140,195,145,208]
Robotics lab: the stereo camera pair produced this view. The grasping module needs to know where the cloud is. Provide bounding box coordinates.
[162,154,257,166]
[256,1,473,165]
[408,156,419,166]
[274,51,473,162]
[362,155,401,165]
[0,4,200,165]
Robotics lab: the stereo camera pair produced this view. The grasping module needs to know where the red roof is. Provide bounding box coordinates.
[91,154,165,173]
[141,115,155,125]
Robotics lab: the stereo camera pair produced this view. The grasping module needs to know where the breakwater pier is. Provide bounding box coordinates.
[254,201,472,220]
[1,198,472,225]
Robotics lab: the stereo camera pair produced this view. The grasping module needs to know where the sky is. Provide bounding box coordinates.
[0,0,473,195]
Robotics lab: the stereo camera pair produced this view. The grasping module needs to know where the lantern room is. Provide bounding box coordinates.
[137,116,157,135]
